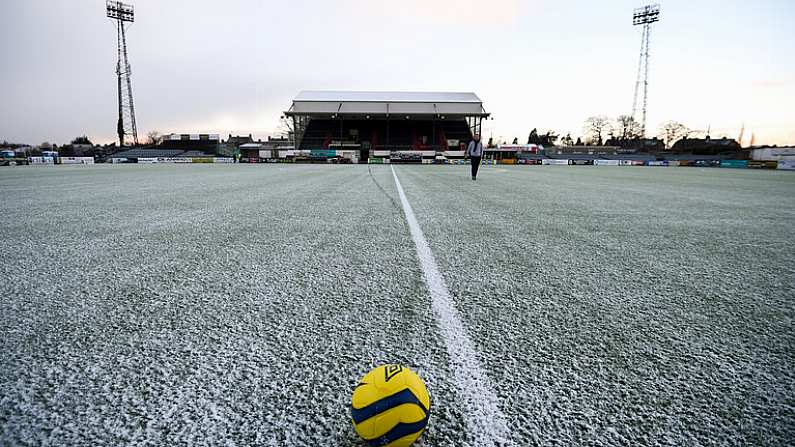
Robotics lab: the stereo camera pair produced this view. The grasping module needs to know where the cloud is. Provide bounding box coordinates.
[344,0,524,25]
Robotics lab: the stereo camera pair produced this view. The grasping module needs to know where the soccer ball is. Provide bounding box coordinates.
[351,364,431,446]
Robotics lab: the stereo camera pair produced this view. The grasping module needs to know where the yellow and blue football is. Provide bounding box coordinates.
[351,364,431,447]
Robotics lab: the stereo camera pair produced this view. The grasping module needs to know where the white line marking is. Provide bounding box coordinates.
[390,166,513,446]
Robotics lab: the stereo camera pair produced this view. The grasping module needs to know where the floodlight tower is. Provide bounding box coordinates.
[631,4,660,138]
[106,1,139,146]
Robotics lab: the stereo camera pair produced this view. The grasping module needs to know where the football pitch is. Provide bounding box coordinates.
[1,164,793,445]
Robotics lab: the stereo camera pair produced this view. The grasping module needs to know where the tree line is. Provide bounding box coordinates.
[492,116,696,149]
[583,115,694,149]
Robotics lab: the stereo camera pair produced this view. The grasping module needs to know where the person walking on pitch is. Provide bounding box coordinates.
[466,134,484,180]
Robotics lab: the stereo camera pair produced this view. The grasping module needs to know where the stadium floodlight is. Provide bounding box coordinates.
[106,0,139,146]
[106,0,134,22]
[630,4,661,138]
[633,4,659,25]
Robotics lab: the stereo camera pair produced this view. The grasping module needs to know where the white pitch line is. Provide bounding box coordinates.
[390,166,513,446]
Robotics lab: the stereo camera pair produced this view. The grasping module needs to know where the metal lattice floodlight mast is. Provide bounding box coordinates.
[631,3,660,138]
[107,0,139,146]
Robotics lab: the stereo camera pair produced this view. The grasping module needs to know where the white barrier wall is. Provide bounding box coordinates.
[336,151,358,161]
[136,157,221,164]
[157,157,192,163]
[496,144,540,153]
[778,160,795,170]
[59,157,94,164]
[542,159,569,165]
[752,148,795,161]
[594,160,620,166]
[444,151,465,157]
[258,150,272,159]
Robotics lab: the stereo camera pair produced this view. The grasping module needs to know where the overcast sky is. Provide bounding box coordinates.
[1,0,793,146]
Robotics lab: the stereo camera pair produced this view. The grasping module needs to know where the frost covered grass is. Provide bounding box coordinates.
[1,164,793,445]
[397,165,795,445]
[0,165,465,446]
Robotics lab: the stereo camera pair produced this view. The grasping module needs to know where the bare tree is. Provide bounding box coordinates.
[614,115,642,140]
[146,130,163,145]
[658,121,691,149]
[277,116,295,141]
[584,116,611,145]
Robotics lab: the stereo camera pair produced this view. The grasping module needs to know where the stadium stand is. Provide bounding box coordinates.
[298,118,473,151]
[666,154,731,161]
[604,154,656,161]
[160,134,220,154]
[284,91,489,163]
[110,149,185,158]
[177,151,212,158]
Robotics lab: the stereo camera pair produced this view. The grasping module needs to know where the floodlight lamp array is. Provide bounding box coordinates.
[107,0,134,22]
[633,4,660,26]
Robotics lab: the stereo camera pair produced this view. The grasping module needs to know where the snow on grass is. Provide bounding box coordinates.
[392,166,513,446]
[0,165,466,446]
[1,164,793,445]
[396,165,795,445]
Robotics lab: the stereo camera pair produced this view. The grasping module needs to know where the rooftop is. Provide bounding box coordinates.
[288,90,487,117]
[294,91,482,103]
